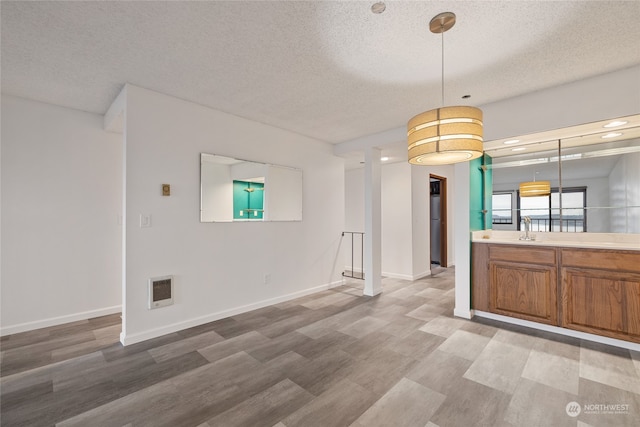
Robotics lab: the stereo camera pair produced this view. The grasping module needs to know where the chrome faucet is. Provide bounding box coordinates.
[520,216,532,240]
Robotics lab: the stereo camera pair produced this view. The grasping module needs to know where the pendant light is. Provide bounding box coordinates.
[519,171,550,197]
[408,12,483,165]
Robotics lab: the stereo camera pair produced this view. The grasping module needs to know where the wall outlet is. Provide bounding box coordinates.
[263,273,271,285]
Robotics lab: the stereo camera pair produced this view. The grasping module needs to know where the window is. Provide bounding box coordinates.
[518,187,586,232]
[492,193,513,224]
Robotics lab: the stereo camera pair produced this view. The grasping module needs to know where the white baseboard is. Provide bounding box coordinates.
[120,281,342,346]
[453,308,473,319]
[412,270,432,280]
[382,270,431,281]
[327,279,343,289]
[0,305,122,336]
[473,310,640,351]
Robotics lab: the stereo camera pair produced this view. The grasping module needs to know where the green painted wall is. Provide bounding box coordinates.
[469,157,484,231]
[469,154,493,231]
[483,154,493,230]
[233,181,264,220]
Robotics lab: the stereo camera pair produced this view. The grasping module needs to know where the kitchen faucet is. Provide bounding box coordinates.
[520,216,532,240]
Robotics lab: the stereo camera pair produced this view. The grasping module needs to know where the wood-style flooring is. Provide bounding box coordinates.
[2,269,640,426]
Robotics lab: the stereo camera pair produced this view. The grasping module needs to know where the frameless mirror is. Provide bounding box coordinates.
[486,114,640,234]
[558,135,640,233]
[200,153,302,222]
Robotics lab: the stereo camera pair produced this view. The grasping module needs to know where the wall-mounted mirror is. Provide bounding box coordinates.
[485,114,640,234]
[200,153,303,222]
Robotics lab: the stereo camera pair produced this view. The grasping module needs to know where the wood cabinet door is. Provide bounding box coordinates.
[561,267,640,343]
[489,261,558,325]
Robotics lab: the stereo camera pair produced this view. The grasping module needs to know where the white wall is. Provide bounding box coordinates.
[345,164,413,279]
[381,162,413,279]
[482,65,640,141]
[411,164,455,274]
[610,151,640,233]
[1,95,122,334]
[344,168,365,275]
[264,165,302,221]
[230,161,267,181]
[345,168,364,233]
[343,162,455,280]
[564,177,610,233]
[121,85,344,344]
[200,161,233,222]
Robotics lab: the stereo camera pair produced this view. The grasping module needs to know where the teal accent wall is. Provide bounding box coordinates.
[233,181,264,219]
[469,154,493,231]
[483,154,493,230]
[469,157,484,231]
[250,183,264,219]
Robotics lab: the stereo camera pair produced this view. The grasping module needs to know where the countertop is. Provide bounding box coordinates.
[471,230,640,251]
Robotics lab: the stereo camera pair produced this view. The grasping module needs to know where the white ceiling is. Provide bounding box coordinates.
[2,1,640,146]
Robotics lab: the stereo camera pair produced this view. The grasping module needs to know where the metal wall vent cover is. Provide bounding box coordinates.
[148,275,174,309]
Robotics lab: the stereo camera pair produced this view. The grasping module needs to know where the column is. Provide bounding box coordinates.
[364,147,382,296]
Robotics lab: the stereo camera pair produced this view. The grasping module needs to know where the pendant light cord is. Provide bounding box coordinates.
[441,22,445,107]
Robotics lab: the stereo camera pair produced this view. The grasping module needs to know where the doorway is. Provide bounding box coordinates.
[429,175,447,270]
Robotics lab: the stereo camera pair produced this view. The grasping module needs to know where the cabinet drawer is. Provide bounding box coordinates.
[489,245,556,265]
[561,248,640,273]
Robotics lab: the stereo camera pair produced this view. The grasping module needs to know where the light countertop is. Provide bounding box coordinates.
[471,230,640,251]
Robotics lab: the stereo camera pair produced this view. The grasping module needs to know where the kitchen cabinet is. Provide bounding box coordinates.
[472,242,640,343]
[560,248,640,342]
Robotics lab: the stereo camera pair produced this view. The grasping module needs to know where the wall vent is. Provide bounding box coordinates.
[148,275,174,309]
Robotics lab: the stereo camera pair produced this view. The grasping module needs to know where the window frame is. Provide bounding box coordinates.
[491,192,514,225]
[516,186,587,232]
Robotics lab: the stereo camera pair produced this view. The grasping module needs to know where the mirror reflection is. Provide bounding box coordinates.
[200,153,302,222]
[486,114,640,234]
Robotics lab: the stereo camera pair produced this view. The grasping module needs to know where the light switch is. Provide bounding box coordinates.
[140,214,152,228]
[239,210,244,216]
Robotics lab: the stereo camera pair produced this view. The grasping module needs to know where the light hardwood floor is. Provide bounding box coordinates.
[1,269,639,426]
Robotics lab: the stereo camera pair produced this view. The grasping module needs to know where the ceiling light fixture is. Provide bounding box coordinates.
[512,147,526,152]
[601,132,622,139]
[519,180,551,197]
[603,120,628,128]
[519,171,550,197]
[503,139,520,145]
[407,12,483,165]
[381,156,389,161]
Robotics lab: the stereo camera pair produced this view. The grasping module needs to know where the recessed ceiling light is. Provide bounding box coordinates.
[371,2,386,14]
[381,156,389,161]
[601,132,622,139]
[603,120,628,128]
[503,139,520,145]
[512,147,526,152]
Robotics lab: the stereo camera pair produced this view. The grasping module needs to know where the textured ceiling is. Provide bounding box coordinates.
[2,1,640,144]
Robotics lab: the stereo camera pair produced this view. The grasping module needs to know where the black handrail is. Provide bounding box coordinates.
[342,231,364,280]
